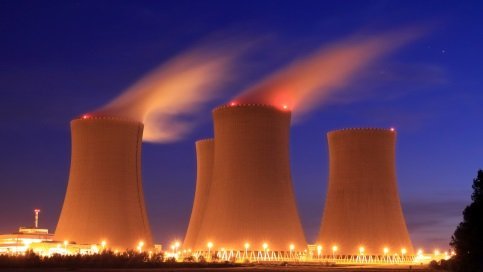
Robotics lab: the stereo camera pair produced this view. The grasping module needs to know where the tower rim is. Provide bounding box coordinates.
[212,103,290,114]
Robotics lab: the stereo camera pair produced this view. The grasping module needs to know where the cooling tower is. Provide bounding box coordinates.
[183,139,214,250]
[317,128,413,255]
[193,104,306,251]
[55,116,153,249]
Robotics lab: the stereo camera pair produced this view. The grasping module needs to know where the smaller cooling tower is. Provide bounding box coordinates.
[193,104,306,251]
[55,116,153,250]
[318,128,413,255]
[183,139,214,250]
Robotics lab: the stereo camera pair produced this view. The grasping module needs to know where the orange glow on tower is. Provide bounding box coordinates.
[318,128,413,255]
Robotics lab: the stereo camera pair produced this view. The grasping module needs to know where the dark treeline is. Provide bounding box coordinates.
[0,250,239,269]
[431,170,483,272]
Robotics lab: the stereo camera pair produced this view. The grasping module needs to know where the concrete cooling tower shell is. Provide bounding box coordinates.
[183,139,214,250]
[55,117,153,250]
[317,128,413,255]
[193,104,306,251]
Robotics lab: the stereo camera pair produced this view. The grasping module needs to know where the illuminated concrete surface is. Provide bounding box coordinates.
[193,104,306,251]
[318,128,413,255]
[54,117,153,250]
[183,139,214,249]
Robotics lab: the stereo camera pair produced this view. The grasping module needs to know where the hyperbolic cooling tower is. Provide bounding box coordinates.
[183,139,214,250]
[192,104,306,251]
[55,116,153,249]
[317,128,413,255]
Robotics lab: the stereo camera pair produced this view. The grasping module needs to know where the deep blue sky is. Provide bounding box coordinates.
[1,0,482,251]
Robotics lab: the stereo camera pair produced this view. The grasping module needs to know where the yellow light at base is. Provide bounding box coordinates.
[383,247,389,254]
[174,241,180,248]
[359,246,365,255]
[317,245,322,251]
[332,245,338,252]
[401,248,407,255]
[289,244,295,251]
[137,241,144,252]
[434,249,440,255]
[91,245,99,253]
[207,242,213,249]
[23,240,32,248]
[244,242,250,249]
[262,243,268,250]
[417,249,423,256]
[101,240,106,248]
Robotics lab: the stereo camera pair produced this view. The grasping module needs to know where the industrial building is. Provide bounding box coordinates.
[183,139,214,250]
[0,210,53,254]
[192,104,306,251]
[317,128,413,255]
[54,116,153,250]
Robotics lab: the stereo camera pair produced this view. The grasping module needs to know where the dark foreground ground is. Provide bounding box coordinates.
[0,263,438,272]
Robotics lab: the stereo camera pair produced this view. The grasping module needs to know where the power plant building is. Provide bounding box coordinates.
[55,116,153,250]
[191,104,306,251]
[317,128,413,255]
[183,139,214,250]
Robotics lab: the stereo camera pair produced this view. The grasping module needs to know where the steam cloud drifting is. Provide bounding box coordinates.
[93,27,423,142]
[93,47,238,143]
[234,28,424,118]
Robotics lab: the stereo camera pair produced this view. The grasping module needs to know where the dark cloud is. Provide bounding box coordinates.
[402,198,467,248]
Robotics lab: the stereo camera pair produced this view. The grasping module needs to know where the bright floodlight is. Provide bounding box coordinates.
[401,248,407,255]
[207,242,213,248]
[383,247,389,254]
[262,243,268,250]
[289,244,295,251]
[359,246,365,254]
[244,242,250,249]
[317,245,322,251]
[332,245,338,252]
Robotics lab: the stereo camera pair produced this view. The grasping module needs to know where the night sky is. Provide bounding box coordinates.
[1,0,482,251]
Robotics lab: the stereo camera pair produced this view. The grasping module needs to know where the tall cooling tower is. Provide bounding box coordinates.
[317,128,413,255]
[193,104,306,251]
[55,116,153,249]
[183,139,214,250]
